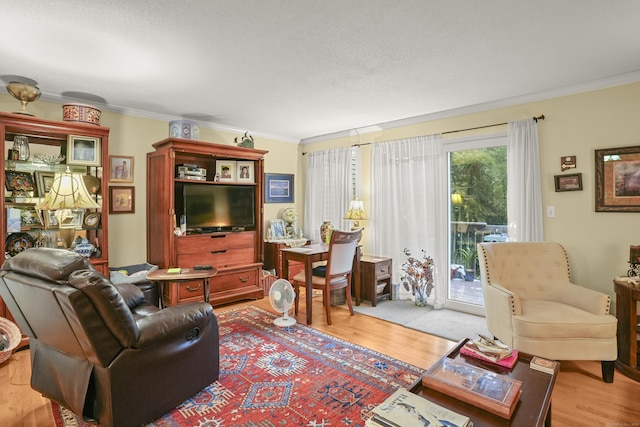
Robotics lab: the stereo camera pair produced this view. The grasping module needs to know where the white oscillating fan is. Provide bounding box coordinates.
[269,279,296,327]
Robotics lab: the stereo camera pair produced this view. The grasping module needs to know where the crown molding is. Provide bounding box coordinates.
[300,71,640,145]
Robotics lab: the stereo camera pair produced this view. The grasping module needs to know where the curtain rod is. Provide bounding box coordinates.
[441,115,545,135]
[302,115,545,154]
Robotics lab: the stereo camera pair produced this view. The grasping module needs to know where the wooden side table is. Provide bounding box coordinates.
[613,276,640,381]
[147,268,217,308]
[359,255,392,306]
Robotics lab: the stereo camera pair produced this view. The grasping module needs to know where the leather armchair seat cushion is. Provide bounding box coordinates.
[515,299,618,339]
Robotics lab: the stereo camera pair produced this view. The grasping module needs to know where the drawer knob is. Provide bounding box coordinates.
[211,250,227,254]
[239,275,250,282]
[186,283,202,291]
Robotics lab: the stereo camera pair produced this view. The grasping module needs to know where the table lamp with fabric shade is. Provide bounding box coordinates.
[38,167,100,248]
[344,198,367,230]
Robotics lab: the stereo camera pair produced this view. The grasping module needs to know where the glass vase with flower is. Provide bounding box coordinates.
[400,248,434,306]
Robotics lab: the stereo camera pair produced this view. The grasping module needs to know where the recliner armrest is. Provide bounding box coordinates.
[547,282,612,315]
[134,302,215,348]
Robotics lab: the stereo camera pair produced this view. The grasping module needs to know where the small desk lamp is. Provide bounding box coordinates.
[38,167,100,248]
[344,198,367,230]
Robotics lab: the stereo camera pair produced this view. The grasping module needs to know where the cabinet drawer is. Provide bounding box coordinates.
[177,280,208,300]
[177,247,255,268]
[176,232,255,254]
[211,268,259,293]
[374,260,392,278]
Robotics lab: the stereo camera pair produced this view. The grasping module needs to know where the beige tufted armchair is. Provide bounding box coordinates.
[477,242,617,382]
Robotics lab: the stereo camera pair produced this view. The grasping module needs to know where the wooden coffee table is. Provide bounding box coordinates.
[146,268,217,308]
[411,339,558,427]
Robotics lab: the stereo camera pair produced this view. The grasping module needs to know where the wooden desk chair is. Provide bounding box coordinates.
[292,229,362,325]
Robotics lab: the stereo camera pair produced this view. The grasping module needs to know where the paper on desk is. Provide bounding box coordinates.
[284,247,313,253]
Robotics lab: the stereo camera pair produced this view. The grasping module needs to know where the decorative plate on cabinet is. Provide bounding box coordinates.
[5,232,35,257]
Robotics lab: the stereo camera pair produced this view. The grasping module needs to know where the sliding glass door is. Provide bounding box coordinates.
[446,135,507,315]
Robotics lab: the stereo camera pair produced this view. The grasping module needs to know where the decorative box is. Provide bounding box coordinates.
[62,104,101,125]
[169,120,199,140]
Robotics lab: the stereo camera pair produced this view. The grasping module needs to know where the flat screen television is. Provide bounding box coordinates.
[177,183,256,232]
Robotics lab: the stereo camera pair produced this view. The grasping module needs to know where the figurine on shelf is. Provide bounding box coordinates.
[234,132,254,148]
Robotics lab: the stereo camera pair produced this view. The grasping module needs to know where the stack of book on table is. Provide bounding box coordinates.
[367,387,472,427]
[422,357,523,419]
[459,335,518,369]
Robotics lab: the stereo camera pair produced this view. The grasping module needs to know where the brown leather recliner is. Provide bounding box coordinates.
[0,248,219,427]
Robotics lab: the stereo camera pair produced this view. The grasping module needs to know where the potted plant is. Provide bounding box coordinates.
[456,247,477,282]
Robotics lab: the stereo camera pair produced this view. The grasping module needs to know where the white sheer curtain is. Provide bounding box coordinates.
[304,147,353,242]
[507,118,544,241]
[371,135,449,309]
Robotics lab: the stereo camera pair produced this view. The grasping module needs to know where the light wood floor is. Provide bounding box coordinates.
[2,297,639,427]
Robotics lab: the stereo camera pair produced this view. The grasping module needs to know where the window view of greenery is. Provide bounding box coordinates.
[450,147,507,281]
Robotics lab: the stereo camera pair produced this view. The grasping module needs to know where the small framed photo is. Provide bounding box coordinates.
[554,173,583,192]
[68,209,85,228]
[35,171,56,197]
[270,219,286,239]
[236,161,255,183]
[216,160,236,182]
[5,171,35,192]
[108,155,134,183]
[83,212,102,228]
[109,186,135,214]
[43,209,59,228]
[44,209,84,229]
[265,173,294,203]
[6,204,43,228]
[67,135,101,166]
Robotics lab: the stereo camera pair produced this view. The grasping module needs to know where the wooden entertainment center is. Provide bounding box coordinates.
[146,138,268,307]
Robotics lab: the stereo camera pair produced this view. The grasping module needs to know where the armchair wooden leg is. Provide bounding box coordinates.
[601,360,615,383]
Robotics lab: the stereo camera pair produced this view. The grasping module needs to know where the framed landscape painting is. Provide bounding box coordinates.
[265,173,294,203]
[595,145,640,212]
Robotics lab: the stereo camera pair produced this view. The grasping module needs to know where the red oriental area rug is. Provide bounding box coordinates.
[52,305,423,427]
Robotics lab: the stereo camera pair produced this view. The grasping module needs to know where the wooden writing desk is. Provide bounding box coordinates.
[281,243,360,325]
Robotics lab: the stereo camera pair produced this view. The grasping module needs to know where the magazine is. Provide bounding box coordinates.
[368,387,472,427]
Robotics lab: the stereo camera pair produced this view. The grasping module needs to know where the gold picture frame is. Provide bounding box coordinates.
[108,155,134,183]
[595,145,640,212]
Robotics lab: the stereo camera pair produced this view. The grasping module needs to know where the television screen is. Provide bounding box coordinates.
[178,184,255,231]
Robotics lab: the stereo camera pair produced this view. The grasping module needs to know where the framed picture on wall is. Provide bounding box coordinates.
[109,155,134,183]
[554,173,582,192]
[595,145,640,212]
[109,186,135,214]
[265,173,294,203]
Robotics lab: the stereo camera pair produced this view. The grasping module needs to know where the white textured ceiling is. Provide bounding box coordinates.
[2,1,640,142]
